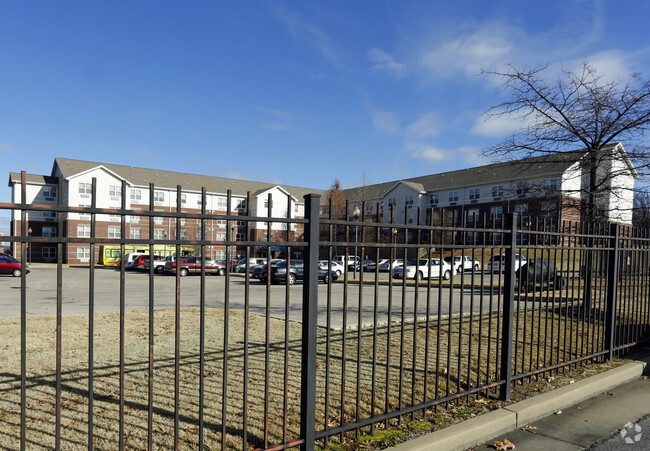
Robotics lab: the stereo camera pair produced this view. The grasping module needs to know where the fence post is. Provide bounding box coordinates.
[301,194,320,451]
[605,223,620,360]
[500,212,517,401]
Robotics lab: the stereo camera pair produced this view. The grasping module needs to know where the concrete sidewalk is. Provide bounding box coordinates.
[394,349,650,451]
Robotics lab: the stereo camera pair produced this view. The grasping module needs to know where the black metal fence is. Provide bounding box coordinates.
[1,175,650,450]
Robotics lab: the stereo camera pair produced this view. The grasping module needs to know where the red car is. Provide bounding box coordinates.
[164,256,226,276]
[0,253,29,277]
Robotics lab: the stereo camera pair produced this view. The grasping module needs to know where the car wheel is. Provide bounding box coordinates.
[415,271,423,281]
[260,275,267,284]
[218,268,225,276]
[179,268,189,277]
[323,273,329,284]
[336,270,342,277]
[288,273,296,285]
[557,276,567,290]
[443,270,451,280]
[12,268,21,277]
[474,264,480,271]
[155,266,164,274]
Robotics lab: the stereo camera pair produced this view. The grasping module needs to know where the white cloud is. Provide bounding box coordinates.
[420,25,515,78]
[471,113,522,138]
[368,49,408,78]
[411,146,446,162]
[370,108,400,134]
[405,112,440,141]
[411,145,482,164]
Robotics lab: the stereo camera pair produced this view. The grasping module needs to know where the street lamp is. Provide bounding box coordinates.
[28,227,32,265]
[352,206,360,279]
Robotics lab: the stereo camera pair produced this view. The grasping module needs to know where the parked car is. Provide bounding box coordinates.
[444,255,481,274]
[259,260,339,285]
[252,259,283,279]
[318,260,344,277]
[164,256,226,276]
[142,255,167,274]
[362,260,376,271]
[234,258,266,273]
[487,254,527,273]
[516,259,567,291]
[377,259,404,272]
[393,258,452,280]
[0,253,29,277]
[333,255,361,270]
[124,252,147,270]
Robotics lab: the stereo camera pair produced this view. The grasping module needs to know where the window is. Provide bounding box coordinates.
[195,231,203,240]
[407,214,414,224]
[236,200,247,211]
[130,228,141,239]
[180,230,187,240]
[130,189,142,202]
[216,232,226,241]
[154,191,165,203]
[181,194,187,204]
[515,204,529,216]
[197,196,204,206]
[388,197,397,206]
[263,232,269,241]
[216,197,227,210]
[543,178,558,192]
[42,247,56,260]
[492,185,504,198]
[108,226,121,238]
[541,202,556,218]
[490,206,503,222]
[405,195,414,206]
[109,214,120,222]
[154,216,163,225]
[43,186,57,198]
[77,225,91,238]
[109,185,121,198]
[42,226,57,237]
[236,220,246,226]
[79,204,91,220]
[448,191,459,203]
[469,188,480,201]
[216,219,226,227]
[290,223,298,231]
[153,229,166,240]
[467,208,479,224]
[235,233,245,241]
[516,182,529,196]
[43,211,56,219]
[129,215,140,223]
[179,218,186,226]
[214,250,226,260]
[365,204,373,213]
[430,194,439,206]
[77,247,90,260]
[79,183,92,195]
[264,199,273,208]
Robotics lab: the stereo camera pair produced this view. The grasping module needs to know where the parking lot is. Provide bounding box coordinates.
[1,265,510,329]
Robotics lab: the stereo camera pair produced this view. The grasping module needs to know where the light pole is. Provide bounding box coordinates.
[353,206,360,279]
[28,227,32,265]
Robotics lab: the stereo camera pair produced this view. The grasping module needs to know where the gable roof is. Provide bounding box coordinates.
[52,158,327,201]
[343,144,627,201]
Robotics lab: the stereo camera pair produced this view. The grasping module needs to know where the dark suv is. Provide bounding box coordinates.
[516,259,566,291]
[259,260,338,285]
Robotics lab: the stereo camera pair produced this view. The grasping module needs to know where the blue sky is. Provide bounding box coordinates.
[2,0,650,234]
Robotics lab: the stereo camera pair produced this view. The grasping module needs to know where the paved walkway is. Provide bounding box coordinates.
[394,346,650,450]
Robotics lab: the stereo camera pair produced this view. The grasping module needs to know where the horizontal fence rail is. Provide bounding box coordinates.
[1,173,650,450]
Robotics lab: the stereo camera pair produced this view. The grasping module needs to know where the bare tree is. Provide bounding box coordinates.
[481,61,650,223]
[325,179,347,219]
[633,191,650,228]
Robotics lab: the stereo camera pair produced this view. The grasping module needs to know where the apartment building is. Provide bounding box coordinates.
[8,143,635,264]
[9,158,325,264]
[343,143,635,231]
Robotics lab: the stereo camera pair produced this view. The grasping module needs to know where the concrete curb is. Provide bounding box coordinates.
[394,359,648,451]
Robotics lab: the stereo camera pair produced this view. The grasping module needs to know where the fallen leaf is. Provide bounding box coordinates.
[604,392,614,396]
[493,438,515,450]
[521,425,537,434]
[555,410,562,415]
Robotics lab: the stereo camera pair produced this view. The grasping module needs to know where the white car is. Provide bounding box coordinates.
[393,258,452,280]
[319,260,344,277]
[487,254,527,273]
[378,259,404,271]
[444,255,481,274]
